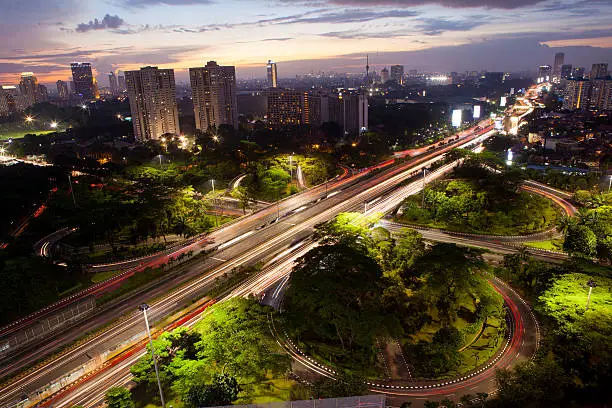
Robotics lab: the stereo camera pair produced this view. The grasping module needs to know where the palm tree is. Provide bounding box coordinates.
[556,214,576,235]
[577,208,598,227]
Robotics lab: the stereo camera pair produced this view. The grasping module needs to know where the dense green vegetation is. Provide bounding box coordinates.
[492,255,612,407]
[130,298,291,406]
[282,213,505,379]
[558,201,612,261]
[398,161,559,235]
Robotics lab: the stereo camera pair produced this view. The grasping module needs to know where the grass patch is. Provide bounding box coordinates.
[0,129,59,140]
[524,239,564,251]
[236,377,295,404]
[91,270,120,283]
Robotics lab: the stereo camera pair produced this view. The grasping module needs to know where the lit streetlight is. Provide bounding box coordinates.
[50,121,58,129]
[212,135,219,142]
[139,304,166,408]
[586,280,597,311]
[25,116,33,123]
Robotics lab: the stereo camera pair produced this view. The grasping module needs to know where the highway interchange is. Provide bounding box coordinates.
[0,106,565,407]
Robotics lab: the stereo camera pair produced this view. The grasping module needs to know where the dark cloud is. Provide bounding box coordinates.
[321,29,410,39]
[235,37,294,44]
[416,17,486,35]
[270,9,420,24]
[325,0,546,9]
[76,14,125,33]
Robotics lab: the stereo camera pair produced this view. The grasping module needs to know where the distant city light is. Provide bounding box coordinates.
[50,122,58,129]
[506,148,514,166]
[500,97,507,107]
[473,105,481,119]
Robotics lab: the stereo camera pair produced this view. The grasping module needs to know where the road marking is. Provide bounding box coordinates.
[281,222,296,226]
[211,257,227,262]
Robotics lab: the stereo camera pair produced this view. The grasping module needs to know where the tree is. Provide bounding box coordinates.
[284,244,394,354]
[184,374,240,408]
[563,224,597,256]
[104,387,134,408]
[493,359,570,408]
[310,373,368,398]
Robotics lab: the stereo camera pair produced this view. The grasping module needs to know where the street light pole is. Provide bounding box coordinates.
[289,155,293,183]
[608,175,611,193]
[139,304,165,408]
[586,280,597,311]
[421,168,429,208]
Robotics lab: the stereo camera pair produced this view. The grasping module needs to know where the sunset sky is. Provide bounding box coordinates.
[1,0,612,86]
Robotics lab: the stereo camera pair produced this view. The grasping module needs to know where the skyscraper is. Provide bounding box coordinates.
[109,71,118,95]
[308,91,330,126]
[267,60,278,88]
[56,80,69,100]
[390,65,404,85]
[589,79,612,110]
[560,64,573,80]
[328,92,368,136]
[71,62,98,100]
[267,89,309,128]
[118,74,127,92]
[537,65,552,83]
[125,66,180,141]
[190,61,238,131]
[0,88,10,116]
[591,63,609,79]
[553,52,564,79]
[19,72,38,107]
[381,68,390,83]
[37,84,48,103]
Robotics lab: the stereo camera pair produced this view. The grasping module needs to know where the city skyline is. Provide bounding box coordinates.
[1,0,612,85]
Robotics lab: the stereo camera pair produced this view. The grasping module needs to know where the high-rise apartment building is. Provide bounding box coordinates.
[381,68,390,83]
[589,79,612,110]
[37,84,48,103]
[0,85,28,114]
[71,62,98,100]
[0,88,10,116]
[125,66,180,141]
[572,67,586,79]
[267,89,309,128]
[537,65,552,83]
[109,71,118,95]
[56,80,69,100]
[189,61,238,131]
[591,63,609,80]
[560,64,573,80]
[553,52,564,79]
[19,72,38,107]
[564,79,590,110]
[390,65,404,85]
[118,74,126,92]
[267,60,278,88]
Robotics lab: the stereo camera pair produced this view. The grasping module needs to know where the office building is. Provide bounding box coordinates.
[71,62,98,100]
[380,67,389,83]
[537,65,552,83]
[19,72,39,107]
[267,60,278,88]
[125,66,180,141]
[56,80,69,100]
[0,87,10,116]
[553,52,564,79]
[409,69,418,78]
[328,92,368,135]
[591,63,608,80]
[308,91,330,126]
[118,74,126,92]
[484,72,504,86]
[390,65,404,85]
[109,71,118,95]
[267,89,309,128]
[190,61,238,131]
[560,64,573,80]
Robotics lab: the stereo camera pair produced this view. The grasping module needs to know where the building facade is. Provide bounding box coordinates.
[267,89,309,128]
[190,61,238,131]
[267,60,278,88]
[591,63,609,80]
[537,65,552,83]
[380,68,389,83]
[560,64,573,80]
[125,66,180,141]
[109,72,118,96]
[553,52,564,79]
[56,80,69,100]
[71,62,98,100]
[18,72,39,107]
[390,65,404,85]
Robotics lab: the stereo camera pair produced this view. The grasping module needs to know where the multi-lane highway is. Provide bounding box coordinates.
[0,122,494,407]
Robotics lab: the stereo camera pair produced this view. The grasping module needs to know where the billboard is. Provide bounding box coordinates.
[473,105,481,119]
[452,109,462,127]
[500,96,507,107]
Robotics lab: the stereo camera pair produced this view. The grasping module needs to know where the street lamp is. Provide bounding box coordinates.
[212,135,219,142]
[586,280,597,310]
[607,175,611,193]
[139,304,166,408]
[25,116,33,124]
[50,121,58,129]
